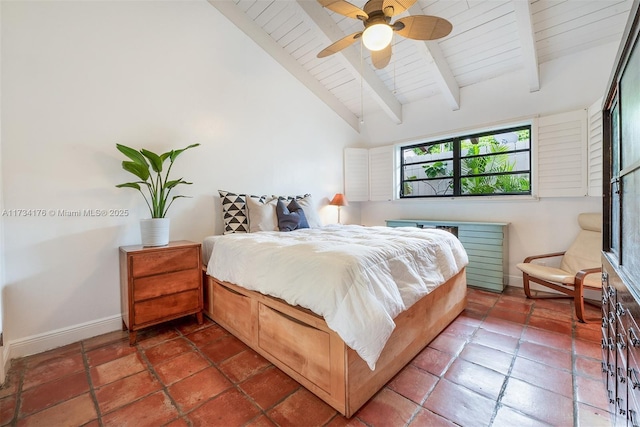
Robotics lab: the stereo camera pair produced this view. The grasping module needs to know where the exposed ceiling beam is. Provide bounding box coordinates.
[423,41,460,110]
[512,0,540,92]
[207,0,361,131]
[296,0,403,124]
[408,4,460,111]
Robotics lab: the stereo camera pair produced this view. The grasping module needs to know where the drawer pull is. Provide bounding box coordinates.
[218,283,248,297]
[617,397,627,415]
[630,328,640,347]
[618,333,627,350]
[609,337,616,351]
[602,316,608,328]
[609,389,615,404]
[608,284,615,297]
[617,302,626,316]
[630,368,640,389]
[265,305,321,332]
[619,366,627,383]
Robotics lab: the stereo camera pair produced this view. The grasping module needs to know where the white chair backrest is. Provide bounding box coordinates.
[560,213,602,275]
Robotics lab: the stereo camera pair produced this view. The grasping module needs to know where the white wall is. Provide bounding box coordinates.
[357,42,616,289]
[0,0,361,358]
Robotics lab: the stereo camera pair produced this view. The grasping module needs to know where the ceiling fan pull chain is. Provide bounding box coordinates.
[360,39,365,125]
[393,34,397,94]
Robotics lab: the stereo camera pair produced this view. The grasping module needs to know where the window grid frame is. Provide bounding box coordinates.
[400,124,532,199]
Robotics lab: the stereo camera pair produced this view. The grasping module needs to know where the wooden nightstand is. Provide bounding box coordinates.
[119,240,203,345]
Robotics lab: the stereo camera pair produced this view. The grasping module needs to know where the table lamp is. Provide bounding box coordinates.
[329,193,348,224]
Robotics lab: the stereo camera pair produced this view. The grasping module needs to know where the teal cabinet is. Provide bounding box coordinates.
[386,219,509,293]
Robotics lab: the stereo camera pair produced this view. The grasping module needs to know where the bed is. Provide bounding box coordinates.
[202,224,468,417]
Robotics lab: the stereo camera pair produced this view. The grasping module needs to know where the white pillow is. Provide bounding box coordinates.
[288,194,323,228]
[246,197,278,232]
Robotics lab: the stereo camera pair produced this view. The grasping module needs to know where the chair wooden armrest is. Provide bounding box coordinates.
[575,267,602,284]
[520,212,602,323]
[522,251,566,263]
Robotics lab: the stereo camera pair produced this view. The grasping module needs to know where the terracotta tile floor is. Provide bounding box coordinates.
[0,286,610,426]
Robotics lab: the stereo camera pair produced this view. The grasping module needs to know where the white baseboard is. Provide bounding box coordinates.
[4,314,122,364]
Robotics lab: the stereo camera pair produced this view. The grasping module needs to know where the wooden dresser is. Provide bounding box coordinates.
[119,240,203,344]
[601,2,640,424]
[386,219,509,292]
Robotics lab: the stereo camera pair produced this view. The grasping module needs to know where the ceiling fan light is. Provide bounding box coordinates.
[362,23,393,51]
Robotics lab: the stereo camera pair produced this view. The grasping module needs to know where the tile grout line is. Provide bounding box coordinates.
[80,340,104,426]
[408,289,497,426]
[168,319,291,425]
[486,293,533,426]
[84,326,201,424]
[135,337,191,424]
[146,320,242,423]
[8,360,26,426]
[180,324,278,426]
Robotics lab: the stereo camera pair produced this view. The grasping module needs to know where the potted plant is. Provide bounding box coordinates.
[116,142,199,246]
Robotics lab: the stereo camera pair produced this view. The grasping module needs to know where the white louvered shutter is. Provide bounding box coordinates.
[369,145,394,201]
[587,98,604,197]
[344,148,369,202]
[537,110,588,197]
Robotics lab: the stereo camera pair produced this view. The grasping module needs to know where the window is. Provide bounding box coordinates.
[400,125,532,198]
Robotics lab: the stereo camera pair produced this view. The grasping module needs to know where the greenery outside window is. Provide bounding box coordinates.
[400,125,532,198]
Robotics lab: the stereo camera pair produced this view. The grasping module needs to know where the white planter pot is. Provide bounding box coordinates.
[140,218,170,247]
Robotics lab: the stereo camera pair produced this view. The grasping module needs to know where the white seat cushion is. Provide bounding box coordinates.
[517,263,575,284]
[516,262,602,289]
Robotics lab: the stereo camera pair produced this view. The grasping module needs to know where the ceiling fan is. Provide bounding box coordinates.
[316,0,453,69]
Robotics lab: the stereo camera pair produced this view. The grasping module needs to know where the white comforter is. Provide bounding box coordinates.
[205,224,468,370]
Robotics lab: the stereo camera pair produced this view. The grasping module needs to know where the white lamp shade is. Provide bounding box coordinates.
[362,23,393,51]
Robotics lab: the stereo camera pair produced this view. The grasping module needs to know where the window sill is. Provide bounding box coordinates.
[394,194,540,203]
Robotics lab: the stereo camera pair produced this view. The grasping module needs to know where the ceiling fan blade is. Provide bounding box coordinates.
[393,15,453,40]
[363,0,384,16]
[318,0,368,20]
[317,32,362,58]
[371,44,392,69]
[382,0,417,16]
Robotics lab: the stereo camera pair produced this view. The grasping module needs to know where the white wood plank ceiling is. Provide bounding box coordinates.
[208,0,635,131]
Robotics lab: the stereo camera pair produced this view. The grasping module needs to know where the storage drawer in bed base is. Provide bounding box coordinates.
[203,269,467,417]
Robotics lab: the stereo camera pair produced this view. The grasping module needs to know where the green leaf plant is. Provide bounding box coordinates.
[115,143,200,218]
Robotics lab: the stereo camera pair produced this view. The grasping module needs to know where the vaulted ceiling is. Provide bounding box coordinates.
[208,0,635,131]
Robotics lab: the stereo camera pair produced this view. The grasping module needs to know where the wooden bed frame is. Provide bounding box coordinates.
[202,268,467,417]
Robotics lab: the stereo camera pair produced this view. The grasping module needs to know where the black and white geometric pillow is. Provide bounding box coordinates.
[218,190,267,234]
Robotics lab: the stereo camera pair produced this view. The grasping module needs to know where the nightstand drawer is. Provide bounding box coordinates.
[131,247,198,277]
[133,269,200,302]
[134,289,200,325]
